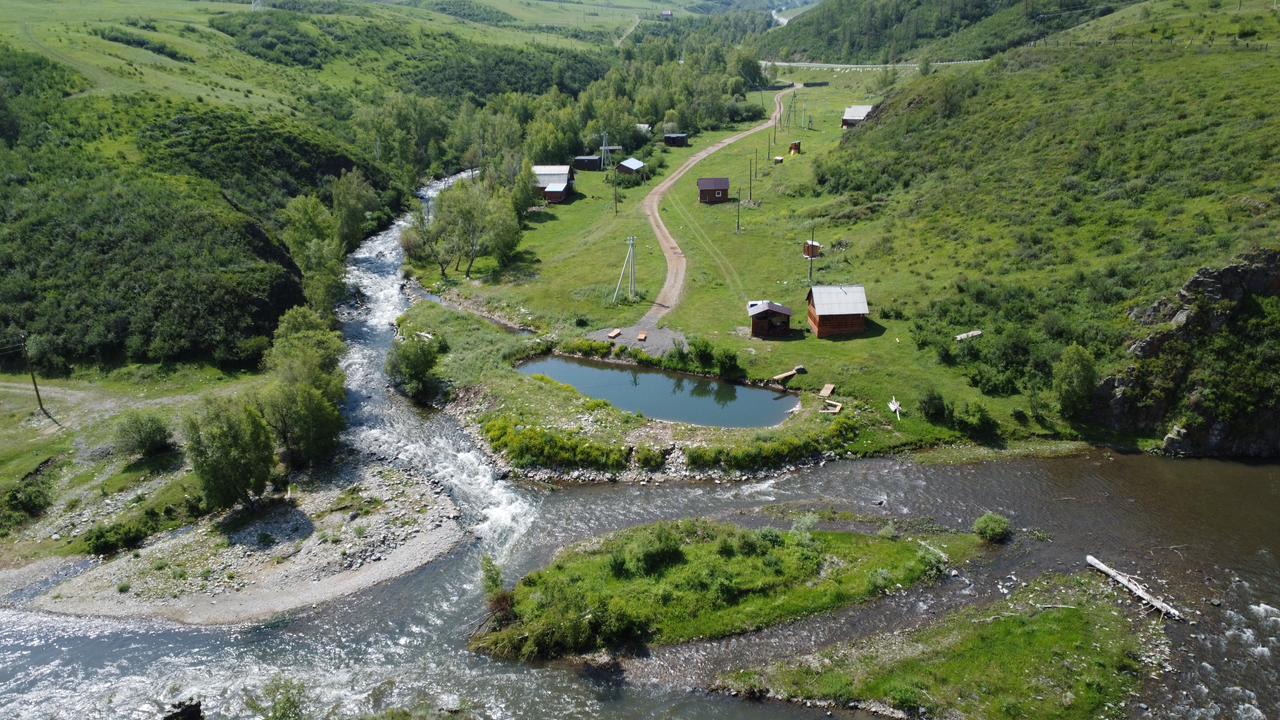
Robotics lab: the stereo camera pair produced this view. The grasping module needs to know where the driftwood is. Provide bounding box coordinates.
[1087,555,1184,621]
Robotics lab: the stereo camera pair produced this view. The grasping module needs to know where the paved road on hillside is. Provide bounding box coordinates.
[637,86,795,328]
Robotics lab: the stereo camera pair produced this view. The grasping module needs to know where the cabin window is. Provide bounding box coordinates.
[715,191,723,198]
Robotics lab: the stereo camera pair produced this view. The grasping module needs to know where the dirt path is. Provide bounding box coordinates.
[637,86,796,329]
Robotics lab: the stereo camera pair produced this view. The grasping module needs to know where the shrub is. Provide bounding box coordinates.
[482,417,629,471]
[386,336,440,402]
[973,512,1012,543]
[558,338,613,358]
[634,446,667,471]
[1053,343,1098,420]
[83,519,152,555]
[917,388,952,425]
[114,410,173,457]
[621,524,685,576]
[183,398,275,511]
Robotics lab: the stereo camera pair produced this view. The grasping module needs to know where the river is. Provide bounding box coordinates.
[0,176,1276,719]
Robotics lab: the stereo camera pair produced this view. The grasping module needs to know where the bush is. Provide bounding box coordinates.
[183,398,275,511]
[973,512,1012,543]
[483,417,629,471]
[114,410,173,457]
[1053,343,1097,420]
[386,337,440,402]
[634,446,668,471]
[83,519,152,555]
[557,338,613,358]
[621,524,685,576]
[917,388,951,425]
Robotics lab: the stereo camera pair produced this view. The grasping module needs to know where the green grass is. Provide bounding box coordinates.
[721,573,1166,719]
[473,519,983,659]
[1061,0,1280,45]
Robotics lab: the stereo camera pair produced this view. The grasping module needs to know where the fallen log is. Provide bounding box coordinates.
[1086,554,1183,621]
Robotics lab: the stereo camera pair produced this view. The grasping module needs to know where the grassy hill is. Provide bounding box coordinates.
[1059,0,1280,45]
[759,0,1142,62]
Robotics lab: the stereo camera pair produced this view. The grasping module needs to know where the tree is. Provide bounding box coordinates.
[184,399,274,511]
[265,307,346,404]
[256,381,343,469]
[386,336,440,402]
[114,410,173,457]
[730,47,768,89]
[403,204,450,279]
[281,195,345,314]
[433,181,487,278]
[511,163,540,221]
[331,168,379,251]
[483,189,522,270]
[1053,343,1097,420]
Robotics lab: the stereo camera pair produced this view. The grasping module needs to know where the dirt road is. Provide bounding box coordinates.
[637,86,796,328]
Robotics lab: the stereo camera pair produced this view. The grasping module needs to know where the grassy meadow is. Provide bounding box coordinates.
[721,573,1169,719]
[473,518,984,659]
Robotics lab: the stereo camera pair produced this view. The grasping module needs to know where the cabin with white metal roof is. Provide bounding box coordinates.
[531,165,574,203]
[806,285,869,338]
[842,105,875,128]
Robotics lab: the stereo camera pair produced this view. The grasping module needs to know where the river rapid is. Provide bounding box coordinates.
[0,175,1277,719]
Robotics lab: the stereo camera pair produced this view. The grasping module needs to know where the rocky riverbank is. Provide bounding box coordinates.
[7,459,465,625]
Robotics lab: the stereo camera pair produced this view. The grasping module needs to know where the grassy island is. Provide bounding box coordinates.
[471,519,983,660]
[721,573,1169,720]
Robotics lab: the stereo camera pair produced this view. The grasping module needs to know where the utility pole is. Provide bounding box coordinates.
[748,159,754,202]
[613,236,638,303]
[736,192,742,232]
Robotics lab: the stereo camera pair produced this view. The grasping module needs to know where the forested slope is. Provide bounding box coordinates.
[760,0,1137,61]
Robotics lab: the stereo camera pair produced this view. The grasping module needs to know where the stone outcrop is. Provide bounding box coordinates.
[1098,249,1280,458]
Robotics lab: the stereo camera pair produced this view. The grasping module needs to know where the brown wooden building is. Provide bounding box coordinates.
[617,157,646,175]
[573,155,602,171]
[806,285,868,338]
[697,177,730,204]
[663,133,689,147]
[532,165,574,204]
[748,300,792,338]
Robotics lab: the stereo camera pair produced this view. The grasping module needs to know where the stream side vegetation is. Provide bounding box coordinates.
[720,573,1168,720]
[471,519,982,660]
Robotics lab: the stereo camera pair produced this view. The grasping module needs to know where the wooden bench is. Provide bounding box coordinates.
[607,328,622,339]
[818,384,835,398]
[637,331,648,342]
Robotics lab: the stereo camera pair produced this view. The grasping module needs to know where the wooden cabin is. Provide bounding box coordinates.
[531,165,574,203]
[573,155,602,171]
[789,140,802,155]
[748,300,792,338]
[697,177,730,204]
[660,9,674,19]
[806,285,868,338]
[617,157,646,175]
[663,133,689,147]
[803,240,822,258]
[842,105,874,128]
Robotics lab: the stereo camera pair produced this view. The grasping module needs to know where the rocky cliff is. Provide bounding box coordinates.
[1096,249,1280,458]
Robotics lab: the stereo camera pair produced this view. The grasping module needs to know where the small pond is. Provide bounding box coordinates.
[518,355,800,428]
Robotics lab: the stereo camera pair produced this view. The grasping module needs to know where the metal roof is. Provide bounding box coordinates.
[747,300,792,317]
[843,105,875,121]
[532,165,572,189]
[697,177,730,190]
[664,132,688,138]
[807,285,868,316]
[574,155,600,161]
[619,157,645,171]
[545,182,567,193]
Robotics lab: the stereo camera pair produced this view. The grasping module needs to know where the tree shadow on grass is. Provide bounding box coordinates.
[484,249,541,283]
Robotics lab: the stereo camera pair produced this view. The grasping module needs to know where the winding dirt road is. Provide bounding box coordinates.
[637,86,796,328]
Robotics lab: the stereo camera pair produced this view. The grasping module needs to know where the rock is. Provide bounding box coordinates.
[163,699,203,720]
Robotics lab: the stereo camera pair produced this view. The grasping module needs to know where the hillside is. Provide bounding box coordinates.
[759,0,1139,62]
[808,44,1279,446]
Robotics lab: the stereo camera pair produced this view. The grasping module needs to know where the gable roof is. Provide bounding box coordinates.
[747,300,792,317]
[843,105,875,121]
[697,177,730,191]
[619,157,645,171]
[531,165,572,189]
[807,285,868,316]
[664,132,688,138]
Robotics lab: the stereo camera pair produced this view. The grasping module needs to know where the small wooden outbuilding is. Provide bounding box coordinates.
[617,157,646,175]
[748,300,792,338]
[697,177,730,204]
[663,133,689,147]
[573,155,602,171]
[803,240,822,258]
[660,9,673,19]
[807,285,869,338]
[842,105,875,128]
